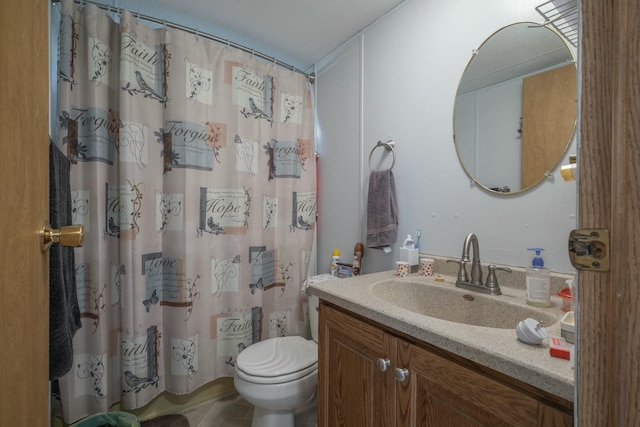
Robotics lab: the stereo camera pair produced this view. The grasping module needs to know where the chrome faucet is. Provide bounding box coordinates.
[448,233,510,296]
[463,233,483,286]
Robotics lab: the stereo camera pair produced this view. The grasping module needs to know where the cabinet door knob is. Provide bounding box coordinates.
[376,358,391,372]
[394,367,409,382]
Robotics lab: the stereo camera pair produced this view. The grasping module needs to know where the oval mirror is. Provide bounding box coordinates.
[453,22,577,195]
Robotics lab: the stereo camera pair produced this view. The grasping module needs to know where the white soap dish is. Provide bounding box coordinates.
[560,311,575,344]
[516,318,548,345]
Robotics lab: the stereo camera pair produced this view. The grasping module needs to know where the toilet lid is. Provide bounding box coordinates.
[235,336,318,384]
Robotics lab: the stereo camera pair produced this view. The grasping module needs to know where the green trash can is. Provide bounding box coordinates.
[72,411,140,427]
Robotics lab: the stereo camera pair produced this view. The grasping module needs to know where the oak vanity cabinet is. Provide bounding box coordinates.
[318,302,573,427]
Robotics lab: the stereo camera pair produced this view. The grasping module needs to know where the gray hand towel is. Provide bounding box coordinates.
[49,141,82,380]
[366,169,398,248]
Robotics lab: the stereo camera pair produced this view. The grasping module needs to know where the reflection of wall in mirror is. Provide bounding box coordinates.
[455,79,523,190]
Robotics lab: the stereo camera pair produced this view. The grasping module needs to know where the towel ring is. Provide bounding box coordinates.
[368,140,396,171]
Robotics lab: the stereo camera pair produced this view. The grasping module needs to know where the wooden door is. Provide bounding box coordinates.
[0,0,50,425]
[521,64,577,188]
[318,303,396,427]
[579,0,640,425]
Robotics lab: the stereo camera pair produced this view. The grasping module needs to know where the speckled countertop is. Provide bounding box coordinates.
[308,269,575,402]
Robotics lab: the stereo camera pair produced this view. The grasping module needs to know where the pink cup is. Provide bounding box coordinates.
[396,261,410,277]
[420,258,435,276]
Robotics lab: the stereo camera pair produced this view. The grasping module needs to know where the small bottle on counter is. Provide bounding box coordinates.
[331,249,340,276]
[353,243,364,276]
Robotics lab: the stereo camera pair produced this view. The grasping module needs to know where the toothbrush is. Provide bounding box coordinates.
[415,229,422,250]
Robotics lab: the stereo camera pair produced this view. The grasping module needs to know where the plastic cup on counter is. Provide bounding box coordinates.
[557,287,572,312]
[396,261,410,277]
[420,257,435,276]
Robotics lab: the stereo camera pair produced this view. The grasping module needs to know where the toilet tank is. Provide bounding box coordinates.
[308,294,320,343]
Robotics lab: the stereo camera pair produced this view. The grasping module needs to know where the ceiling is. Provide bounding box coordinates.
[457,22,576,95]
[98,0,408,72]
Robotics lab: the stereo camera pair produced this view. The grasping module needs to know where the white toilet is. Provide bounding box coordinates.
[234,294,319,427]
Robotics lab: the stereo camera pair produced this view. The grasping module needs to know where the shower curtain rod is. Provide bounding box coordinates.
[51,0,315,82]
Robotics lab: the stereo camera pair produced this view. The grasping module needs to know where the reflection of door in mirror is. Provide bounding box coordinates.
[521,64,577,188]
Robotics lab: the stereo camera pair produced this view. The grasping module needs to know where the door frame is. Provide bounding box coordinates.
[578,0,640,425]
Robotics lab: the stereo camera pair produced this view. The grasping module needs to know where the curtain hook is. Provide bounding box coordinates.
[226,38,230,49]
[195,28,200,40]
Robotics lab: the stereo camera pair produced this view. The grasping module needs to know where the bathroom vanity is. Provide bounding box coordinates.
[309,271,574,427]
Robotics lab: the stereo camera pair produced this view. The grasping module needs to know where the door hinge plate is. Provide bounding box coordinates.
[568,228,610,272]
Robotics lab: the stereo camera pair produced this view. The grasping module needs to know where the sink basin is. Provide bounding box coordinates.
[371,280,559,329]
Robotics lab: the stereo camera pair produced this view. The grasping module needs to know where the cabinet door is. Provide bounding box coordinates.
[398,340,556,427]
[318,303,396,427]
[538,404,573,427]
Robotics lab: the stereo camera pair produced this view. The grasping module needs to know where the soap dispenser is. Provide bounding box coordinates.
[400,235,419,273]
[526,248,551,307]
[402,235,415,249]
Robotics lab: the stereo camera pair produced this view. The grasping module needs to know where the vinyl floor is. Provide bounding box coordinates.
[183,393,317,427]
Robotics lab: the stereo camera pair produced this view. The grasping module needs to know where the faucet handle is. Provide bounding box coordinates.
[486,265,512,290]
[447,259,469,283]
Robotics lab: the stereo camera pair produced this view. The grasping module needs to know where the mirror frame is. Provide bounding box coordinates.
[452,22,577,196]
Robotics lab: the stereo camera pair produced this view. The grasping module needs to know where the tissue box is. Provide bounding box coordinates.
[336,263,353,278]
[399,248,419,273]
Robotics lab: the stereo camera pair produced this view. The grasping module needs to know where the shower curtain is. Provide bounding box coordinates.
[53,0,316,422]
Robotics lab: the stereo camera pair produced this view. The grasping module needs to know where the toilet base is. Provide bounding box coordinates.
[252,406,294,427]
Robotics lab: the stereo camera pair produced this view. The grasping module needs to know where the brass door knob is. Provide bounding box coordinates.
[40,223,84,252]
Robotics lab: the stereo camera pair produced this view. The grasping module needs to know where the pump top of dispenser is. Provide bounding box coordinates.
[333,248,340,257]
[527,248,545,267]
[402,235,415,249]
